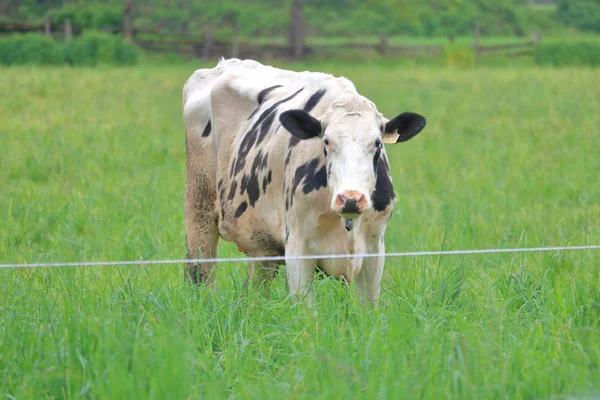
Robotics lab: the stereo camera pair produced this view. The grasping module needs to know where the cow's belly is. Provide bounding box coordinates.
[217,186,286,257]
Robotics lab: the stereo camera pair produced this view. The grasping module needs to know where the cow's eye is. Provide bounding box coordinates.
[323,138,329,146]
[375,139,382,149]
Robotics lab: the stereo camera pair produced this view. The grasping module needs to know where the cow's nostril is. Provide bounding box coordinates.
[342,198,360,214]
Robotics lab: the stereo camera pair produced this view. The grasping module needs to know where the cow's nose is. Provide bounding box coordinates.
[342,197,359,213]
[335,191,366,214]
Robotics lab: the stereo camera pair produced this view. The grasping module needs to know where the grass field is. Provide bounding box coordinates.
[1,64,600,399]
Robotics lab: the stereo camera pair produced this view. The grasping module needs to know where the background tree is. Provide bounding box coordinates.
[557,0,600,33]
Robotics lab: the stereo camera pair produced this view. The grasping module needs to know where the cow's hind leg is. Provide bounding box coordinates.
[185,162,218,285]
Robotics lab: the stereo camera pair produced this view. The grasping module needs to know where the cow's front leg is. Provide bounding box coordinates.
[356,239,385,306]
[285,240,315,305]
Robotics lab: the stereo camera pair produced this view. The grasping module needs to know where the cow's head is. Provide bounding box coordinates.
[280,95,425,218]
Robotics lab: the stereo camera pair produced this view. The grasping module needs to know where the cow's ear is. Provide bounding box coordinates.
[280,110,322,140]
[383,112,426,144]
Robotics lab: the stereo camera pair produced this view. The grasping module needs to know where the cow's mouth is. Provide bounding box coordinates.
[339,211,361,219]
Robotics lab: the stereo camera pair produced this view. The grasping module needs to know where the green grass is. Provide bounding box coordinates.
[1,64,600,399]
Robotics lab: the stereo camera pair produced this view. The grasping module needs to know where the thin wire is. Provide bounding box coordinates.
[1,245,599,269]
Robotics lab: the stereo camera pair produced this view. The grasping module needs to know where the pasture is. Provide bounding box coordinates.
[1,64,599,399]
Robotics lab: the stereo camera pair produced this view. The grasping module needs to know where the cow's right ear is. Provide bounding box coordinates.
[280,110,322,140]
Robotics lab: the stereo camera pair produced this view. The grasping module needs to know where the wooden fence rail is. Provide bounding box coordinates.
[0,18,539,62]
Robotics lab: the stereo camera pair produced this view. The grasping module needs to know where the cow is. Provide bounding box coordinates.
[183,58,426,304]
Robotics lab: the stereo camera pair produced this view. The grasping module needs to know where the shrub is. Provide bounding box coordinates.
[0,34,64,66]
[533,40,600,67]
[63,31,140,66]
[443,44,475,67]
[0,32,140,67]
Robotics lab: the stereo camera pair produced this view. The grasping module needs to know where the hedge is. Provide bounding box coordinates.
[533,40,600,67]
[0,32,140,66]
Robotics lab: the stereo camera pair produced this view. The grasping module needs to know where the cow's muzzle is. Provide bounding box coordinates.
[335,190,367,216]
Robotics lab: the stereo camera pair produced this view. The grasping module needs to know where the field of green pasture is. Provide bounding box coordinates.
[1,64,599,399]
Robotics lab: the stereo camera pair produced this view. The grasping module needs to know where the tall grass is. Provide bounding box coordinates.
[1,65,599,399]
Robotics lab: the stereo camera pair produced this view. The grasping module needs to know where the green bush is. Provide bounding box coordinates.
[0,32,140,66]
[0,34,64,66]
[533,40,600,67]
[63,31,140,66]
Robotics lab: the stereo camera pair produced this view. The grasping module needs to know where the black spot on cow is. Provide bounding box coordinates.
[232,130,259,176]
[218,179,226,218]
[251,231,285,257]
[228,180,237,201]
[258,85,283,104]
[257,111,276,144]
[373,146,382,174]
[239,151,268,207]
[371,157,395,212]
[284,149,293,167]
[262,169,273,194]
[303,165,326,195]
[303,89,327,113]
[247,85,283,120]
[247,175,261,206]
[285,226,290,243]
[240,174,248,194]
[234,201,248,218]
[201,120,212,137]
[233,88,304,176]
[253,88,304,133]
[259,152,269,169]
[290,158,327,207]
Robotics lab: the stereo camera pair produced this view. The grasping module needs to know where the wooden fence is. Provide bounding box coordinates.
[0,18,540,62]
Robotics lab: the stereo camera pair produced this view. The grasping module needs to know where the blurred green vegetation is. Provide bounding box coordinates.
[3,0,598,38]
[0,31,140,66]
[534,38,600,66]
[1,1,599,67]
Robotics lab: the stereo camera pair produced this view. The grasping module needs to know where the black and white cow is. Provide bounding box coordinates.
[183,58,426,304]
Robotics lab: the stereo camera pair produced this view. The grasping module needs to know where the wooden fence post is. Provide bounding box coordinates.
[231,20,241,59]
[473,22,481,64]
[289,0,306,59]
[44,14,51,36]
[202,25,213,60]
[65,18,73,40]
[377,34,389,57]
[122,0,134,41]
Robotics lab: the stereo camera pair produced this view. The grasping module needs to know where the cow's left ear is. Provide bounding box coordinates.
[382,112,426,144]
[280,110,322,140]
